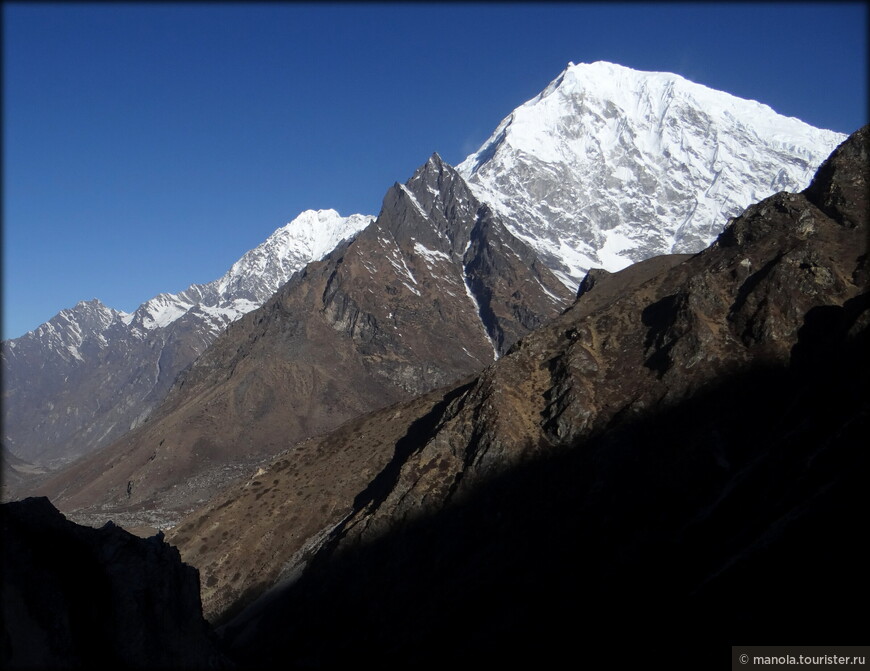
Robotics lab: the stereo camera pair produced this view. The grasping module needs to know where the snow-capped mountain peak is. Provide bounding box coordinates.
[115,209,373,334]
[212,209,372,306]
[19,298,128,363]
[459,60,847,288]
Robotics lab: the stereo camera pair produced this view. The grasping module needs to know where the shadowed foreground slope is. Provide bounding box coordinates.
[223,320,868,666]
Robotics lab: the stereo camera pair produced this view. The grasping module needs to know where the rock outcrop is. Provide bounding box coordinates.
[1,497,230,669]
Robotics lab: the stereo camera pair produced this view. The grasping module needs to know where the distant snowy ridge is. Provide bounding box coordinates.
[124,209,373,334]
[9,209,373,347]
[10,210,373,353]
[2,209,372,464]
[458,60,847,288]
[6,298,128,365]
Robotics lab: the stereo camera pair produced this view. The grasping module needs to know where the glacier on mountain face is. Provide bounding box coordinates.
[457,60,847,289]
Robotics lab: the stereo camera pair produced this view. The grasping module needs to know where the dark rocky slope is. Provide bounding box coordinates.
[167,253,690,622]
[1,497,231,670]
[208,126,868,667]
[31,154,572,531]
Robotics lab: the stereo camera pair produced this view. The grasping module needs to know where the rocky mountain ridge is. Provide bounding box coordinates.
[3,62,845,474]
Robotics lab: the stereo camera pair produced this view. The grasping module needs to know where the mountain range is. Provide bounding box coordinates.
[5,120,866,668]
[206,123,868,666]
[2,62,845,479]
[26,154,573,531]
[2,210,371,467]
[2,54,866,668]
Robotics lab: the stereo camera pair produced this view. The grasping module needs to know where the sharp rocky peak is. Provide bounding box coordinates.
[8,298,126,357]
[29,154,575,531]
[56,298,123,329]
[382,154,483,257]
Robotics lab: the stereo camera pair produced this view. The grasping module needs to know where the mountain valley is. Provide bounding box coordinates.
[2,59,867,669]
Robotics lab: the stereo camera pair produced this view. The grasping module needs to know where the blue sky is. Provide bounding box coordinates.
[3,2,867,340]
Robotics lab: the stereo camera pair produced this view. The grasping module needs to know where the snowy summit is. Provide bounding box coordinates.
[458,60,846,288]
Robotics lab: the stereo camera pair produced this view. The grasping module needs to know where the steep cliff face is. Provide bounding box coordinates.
[33,155,572,532]
[1,497,230,670]
[201,127,867,666]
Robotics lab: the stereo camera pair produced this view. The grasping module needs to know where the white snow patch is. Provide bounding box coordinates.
[462,274,499,362]
[138,296,193,330]
[534,277,565,304]
[401,282,421,296]
[413,242,451,265]
[596,231,637,272]
[388,251,418,286]
[398,183,427,216]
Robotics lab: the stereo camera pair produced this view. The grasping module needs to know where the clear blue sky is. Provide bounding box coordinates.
[3,2,867,340]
